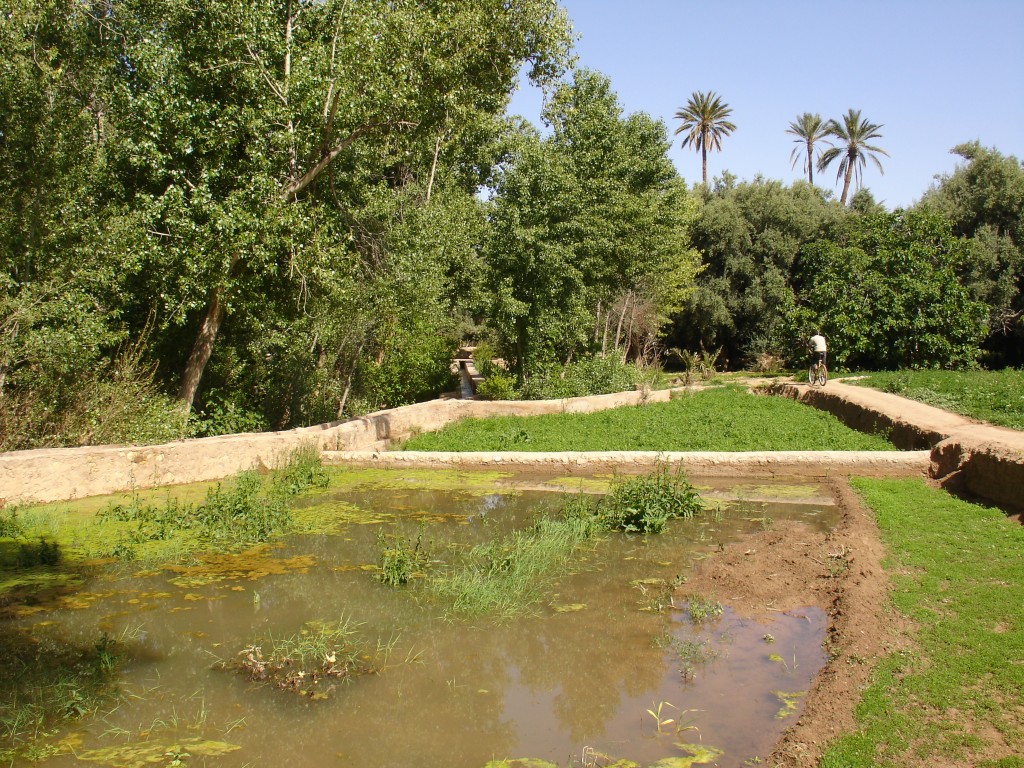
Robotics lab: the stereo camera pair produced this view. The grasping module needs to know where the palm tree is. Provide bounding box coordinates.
[786,112,829,185]
[673,91,736,185]
[817,108,889,205]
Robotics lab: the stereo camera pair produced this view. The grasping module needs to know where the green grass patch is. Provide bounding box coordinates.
[0,626,124,762]
[403,386,895,452]
[824,478,1024,767]
[848,368,1024,430]
[412,469,703,619]
[0,445,333,584]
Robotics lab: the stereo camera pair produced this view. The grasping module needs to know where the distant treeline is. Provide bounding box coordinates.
[1,1,1021,450]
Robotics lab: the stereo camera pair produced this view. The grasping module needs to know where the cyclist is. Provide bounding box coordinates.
[810,331,827,370]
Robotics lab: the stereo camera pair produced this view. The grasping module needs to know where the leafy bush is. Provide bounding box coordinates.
[475,372,519,401]
[188,389,268,438]
[270,444,330,496]
[376,530,428,587]
[600,467,703,534]
[523,355,641,399]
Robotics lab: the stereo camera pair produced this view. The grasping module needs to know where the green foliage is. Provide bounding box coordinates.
[796,210,988,369]
[825,478,1024,766]
[523,355,642,399]
[667,178,849,367]
[404,386,895,452]
[221,617,383,696]
[0,627,123,762]
[429,495,607,618]
[475,372,520,401]
[1,0,573,445]
[817,109,889,205]
[16,538,61,569]
[486,70,699,381]
[600,467,703,534]
[187,390,268,438]
[95,446,330,557]
[376,529,429,587]
[270,444,331,497]
[917,142,1024,364]
[850,368,1024,430]
[673,90,736,185]
[685,594,724,623]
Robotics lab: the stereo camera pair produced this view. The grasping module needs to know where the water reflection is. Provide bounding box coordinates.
[10,474,837,768]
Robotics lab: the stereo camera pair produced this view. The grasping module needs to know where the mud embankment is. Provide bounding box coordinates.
[775,381,1024,512]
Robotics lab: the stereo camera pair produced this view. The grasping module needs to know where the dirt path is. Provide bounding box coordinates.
[677,477,913,767]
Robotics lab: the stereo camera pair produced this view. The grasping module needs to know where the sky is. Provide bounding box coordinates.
[508,0,1024,209]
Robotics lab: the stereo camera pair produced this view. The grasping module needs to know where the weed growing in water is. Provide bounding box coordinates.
[0,626,127,762]
[430,495,606,619]
[269,443,330,497]
[600,465,703,534]
[686,594,723,624]
[376,528,430,586]
[657,634,719,682]
[95,446,333,560]
[216,617,393,700]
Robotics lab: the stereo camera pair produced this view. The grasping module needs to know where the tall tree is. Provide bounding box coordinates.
[797,211,987,369]
[786,112,828,185]
[817,108,888,205]
[673,91,736,185]
[917,142,1024,364]
[488,70,698,381]
[102,0,572,413]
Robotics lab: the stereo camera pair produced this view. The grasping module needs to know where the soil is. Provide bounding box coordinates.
[675,476,915,767]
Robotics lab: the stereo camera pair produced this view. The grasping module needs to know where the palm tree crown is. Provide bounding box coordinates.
[673,90,736,185]
[817,108,889,205]
[786,112,829,185]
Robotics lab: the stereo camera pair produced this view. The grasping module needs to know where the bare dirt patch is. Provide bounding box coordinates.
[675,477,914,767]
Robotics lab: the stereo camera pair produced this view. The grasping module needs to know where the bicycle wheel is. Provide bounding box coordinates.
[816,364,828,386]
[807,363,817,385]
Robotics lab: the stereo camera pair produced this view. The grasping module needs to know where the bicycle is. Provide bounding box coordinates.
[807,358,828,386]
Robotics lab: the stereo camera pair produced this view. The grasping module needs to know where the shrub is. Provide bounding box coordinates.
[524,355,641,399]
[600,466,703,534]
[475,372,519,401]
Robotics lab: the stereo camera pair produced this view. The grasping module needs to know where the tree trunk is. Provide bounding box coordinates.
[840,163,853,205]
[177,287,227,413]
[613,294,629,351]
[807,139,814,184]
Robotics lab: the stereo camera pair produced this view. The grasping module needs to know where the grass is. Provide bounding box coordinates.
[848,368,1024,430]
[0,444,330,573]
[403,385,896,452]
[823,477,1024,767]
[426,469,705,619]
[0,627,125,762]
[428,496,607,619]
[215,617,391,699]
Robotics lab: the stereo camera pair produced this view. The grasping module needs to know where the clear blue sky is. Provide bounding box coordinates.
[508,0,1024,209]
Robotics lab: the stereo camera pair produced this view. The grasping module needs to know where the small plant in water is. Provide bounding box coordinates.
[216,617,392,699]
[646,700,679,734]
[376,529,429,587]
[686,594,723,624]
[601,465,703,534]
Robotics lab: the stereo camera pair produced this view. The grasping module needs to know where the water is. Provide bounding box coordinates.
[8,473,835,768]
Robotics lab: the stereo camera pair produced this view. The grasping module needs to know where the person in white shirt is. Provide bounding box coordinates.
[810,332,827,367]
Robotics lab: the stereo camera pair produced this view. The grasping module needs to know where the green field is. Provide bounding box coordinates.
[826,478,1024,767]
[403,386,895,452]
[849,369,1024,431]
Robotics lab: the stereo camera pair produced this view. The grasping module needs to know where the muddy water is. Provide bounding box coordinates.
[15,474,834,768]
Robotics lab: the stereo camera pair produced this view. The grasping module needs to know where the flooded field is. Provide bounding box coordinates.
[3,471,837,767]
